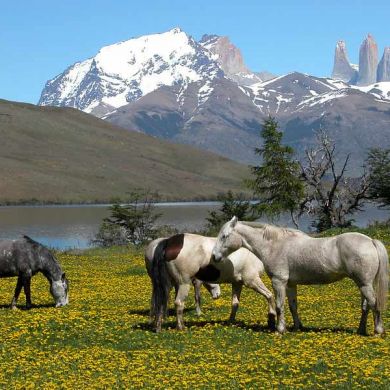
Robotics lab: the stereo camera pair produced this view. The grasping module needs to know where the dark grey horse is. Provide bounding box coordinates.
[0,236,69,309]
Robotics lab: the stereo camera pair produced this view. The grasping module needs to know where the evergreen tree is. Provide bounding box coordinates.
[247,117,304,227]
[205,191,255,235]
[95,190,162,246]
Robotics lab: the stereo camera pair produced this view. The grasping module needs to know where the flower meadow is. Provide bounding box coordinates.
[0,239,389,389]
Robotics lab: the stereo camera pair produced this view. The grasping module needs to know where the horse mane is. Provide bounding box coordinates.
[240,221,307,240]
[23,235,41,248]
[23,235,59,264]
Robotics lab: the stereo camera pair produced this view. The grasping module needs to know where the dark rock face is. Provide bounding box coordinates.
[331,40,358,83]
[377,47,390,82]
[105,71,390,172]
[357,34,378,86]
[105,77,265,164]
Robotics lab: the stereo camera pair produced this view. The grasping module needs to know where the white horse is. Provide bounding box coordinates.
[212,217,389,335]
[145,237,221,318]
[149,233,276,332]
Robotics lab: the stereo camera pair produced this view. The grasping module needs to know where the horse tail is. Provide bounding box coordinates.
[372,239,389,312]
[150,239,171,326]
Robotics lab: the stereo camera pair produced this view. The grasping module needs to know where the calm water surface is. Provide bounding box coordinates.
[0,203,220,249]
[0,202,388,250]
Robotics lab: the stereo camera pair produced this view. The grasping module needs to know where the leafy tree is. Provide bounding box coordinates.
[205,191,256,235]
[246,117,305,227]
[94,190,162,246]
[93,222,128,247]
[366,148,390,206]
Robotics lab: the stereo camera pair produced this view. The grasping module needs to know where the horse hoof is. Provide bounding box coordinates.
[10,305,18,311]
[276,326,286,334]
[267,314,276,331]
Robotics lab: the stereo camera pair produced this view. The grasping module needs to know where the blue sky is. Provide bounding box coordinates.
[1,0,390,103]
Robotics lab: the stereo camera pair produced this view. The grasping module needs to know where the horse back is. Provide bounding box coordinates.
[284,232,379,284]
[0,238,37,277]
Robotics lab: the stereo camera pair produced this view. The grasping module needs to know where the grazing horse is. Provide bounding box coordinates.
[150,233,276,332]
[212,217,389,335]
[0,236,69,308]
[145,237,221,317]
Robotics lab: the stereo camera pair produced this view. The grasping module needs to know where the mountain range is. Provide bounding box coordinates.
[39,28,390,170]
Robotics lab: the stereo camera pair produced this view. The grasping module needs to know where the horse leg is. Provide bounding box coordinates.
[287,285,303,331]
[359,284,384,335]
[174,283,191,330]
[192,279,202,316]
[357,293,369,336]
[245,278,276,330]
[23,277,32,309]
[272,278,287,334]
[10,276,23,309]
[228,282,243,322]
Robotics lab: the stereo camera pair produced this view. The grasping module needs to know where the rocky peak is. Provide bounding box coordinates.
[331,40,357,83]
[200,34,249,75]
[377,47,390,82]
[200,34,262,85]
[357,34,378,86]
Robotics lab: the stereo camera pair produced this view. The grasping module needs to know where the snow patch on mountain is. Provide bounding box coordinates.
[296,90,349,110]
[351,81,390,101]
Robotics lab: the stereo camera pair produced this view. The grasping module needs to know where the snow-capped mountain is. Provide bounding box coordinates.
[38,28,223,117]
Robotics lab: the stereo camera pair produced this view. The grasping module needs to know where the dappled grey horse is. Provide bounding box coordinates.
[212,217,388,335]
[0,236,69,308]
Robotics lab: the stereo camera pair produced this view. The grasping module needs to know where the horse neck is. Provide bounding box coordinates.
[40,251,62,282]
[236,223,271,262]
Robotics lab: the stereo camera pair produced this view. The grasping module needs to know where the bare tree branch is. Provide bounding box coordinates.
[299,129,371,231]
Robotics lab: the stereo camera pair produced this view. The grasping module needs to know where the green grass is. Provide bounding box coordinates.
[0,231,388,388]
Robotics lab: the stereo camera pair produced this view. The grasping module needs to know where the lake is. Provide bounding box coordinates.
[0,202,388,250]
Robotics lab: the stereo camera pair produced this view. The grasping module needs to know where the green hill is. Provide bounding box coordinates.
[0,99,250,203]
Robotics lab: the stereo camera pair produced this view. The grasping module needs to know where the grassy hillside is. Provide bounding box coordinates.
[0,99,250,203]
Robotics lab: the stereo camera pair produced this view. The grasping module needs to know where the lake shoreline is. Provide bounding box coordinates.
[0,200,223,209]
[0,202,388,250]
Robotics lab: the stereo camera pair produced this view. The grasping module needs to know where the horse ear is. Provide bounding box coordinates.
[231,216,238,227]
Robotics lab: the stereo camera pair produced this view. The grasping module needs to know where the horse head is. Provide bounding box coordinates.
[212,216,243,262]
[50,272,69,307]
